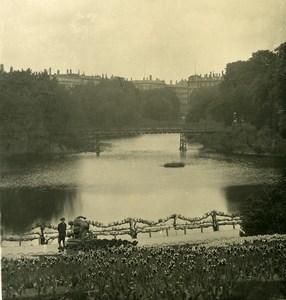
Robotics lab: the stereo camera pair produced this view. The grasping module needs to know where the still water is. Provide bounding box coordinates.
[1,134,286,234]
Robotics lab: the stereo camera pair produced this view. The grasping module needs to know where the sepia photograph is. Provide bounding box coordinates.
[1,0,286,299]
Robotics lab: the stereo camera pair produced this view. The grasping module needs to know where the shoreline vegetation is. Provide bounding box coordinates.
[187,120,286,158]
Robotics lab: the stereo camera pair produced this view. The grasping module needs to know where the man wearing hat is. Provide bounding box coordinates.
[57,217,67,250]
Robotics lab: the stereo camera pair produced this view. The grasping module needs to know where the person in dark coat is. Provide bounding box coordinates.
[57,217,67,250]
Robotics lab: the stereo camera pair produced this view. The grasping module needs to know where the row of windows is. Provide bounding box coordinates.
[189,82,219,88]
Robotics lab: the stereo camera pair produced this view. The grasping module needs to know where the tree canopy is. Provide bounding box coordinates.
[0,72,181,153]
[140,87,180,122]
[186,42,286,130]
[185,41,286,155]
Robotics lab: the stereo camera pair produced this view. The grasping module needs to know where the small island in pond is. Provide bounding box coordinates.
[164,162,185,168]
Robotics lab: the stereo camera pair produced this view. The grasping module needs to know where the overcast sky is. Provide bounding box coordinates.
[0,0,285,81]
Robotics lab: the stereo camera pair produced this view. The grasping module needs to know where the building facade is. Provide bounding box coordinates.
[51,69,102,88]
[133,75,166,91]
[133,72,224,105]
[171,72,224,104]
[1,64,223,104]
[169,80,189,105]
[188,72,223,89]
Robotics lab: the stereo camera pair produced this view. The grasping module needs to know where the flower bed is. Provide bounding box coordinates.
[2,236,286,300]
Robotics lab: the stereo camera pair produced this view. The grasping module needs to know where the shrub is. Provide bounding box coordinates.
[66,238,138,252]
[241,169,286,235]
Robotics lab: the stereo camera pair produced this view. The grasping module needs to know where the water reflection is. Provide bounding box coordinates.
[223,184,265,213]
[0,134,285,234]
[0,186,78,234]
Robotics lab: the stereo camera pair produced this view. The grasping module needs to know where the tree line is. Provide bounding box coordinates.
[186,42,286,155]
[0,71,180,153]
[1,41,285,155]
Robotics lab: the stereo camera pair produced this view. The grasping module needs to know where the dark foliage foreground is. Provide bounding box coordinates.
[241,169,286,236]
[66,238,138,252]
[2,236,286,300]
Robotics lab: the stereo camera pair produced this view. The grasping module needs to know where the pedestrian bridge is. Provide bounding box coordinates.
[92,126,217,135]
[90,126,218,154]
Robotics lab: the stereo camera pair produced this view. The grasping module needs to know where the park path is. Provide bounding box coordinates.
[1,228,240,258]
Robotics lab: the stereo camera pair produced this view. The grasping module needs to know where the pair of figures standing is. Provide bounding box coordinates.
[57,216,90,250]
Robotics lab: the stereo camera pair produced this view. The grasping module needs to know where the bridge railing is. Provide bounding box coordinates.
[1,211,241,244]
[90,126,218,135]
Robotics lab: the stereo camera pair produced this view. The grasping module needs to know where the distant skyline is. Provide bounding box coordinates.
[0,0,286,81]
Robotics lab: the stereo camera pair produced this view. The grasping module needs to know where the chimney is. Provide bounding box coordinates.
[78,69,80,75]
[70,69,72,74]
[149,75,152,81]
[170,80,172,85]
[57,70,60,75]
[49,67,51,75]
[66,69,69,74]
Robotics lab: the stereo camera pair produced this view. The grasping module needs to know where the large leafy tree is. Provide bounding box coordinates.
[0,70,70,152]
[185,86,223,123]
[185,42,286,154]
[140,87,180,121]
[215,50,277,128]
[70,79,141,129]
[273,42,286,137]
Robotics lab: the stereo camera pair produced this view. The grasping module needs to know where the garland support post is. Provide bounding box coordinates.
[129,220,137,239]
[173,214,177,228]
[211,211,219,231]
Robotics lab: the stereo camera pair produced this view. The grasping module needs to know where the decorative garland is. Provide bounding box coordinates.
[2,211,241,242]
